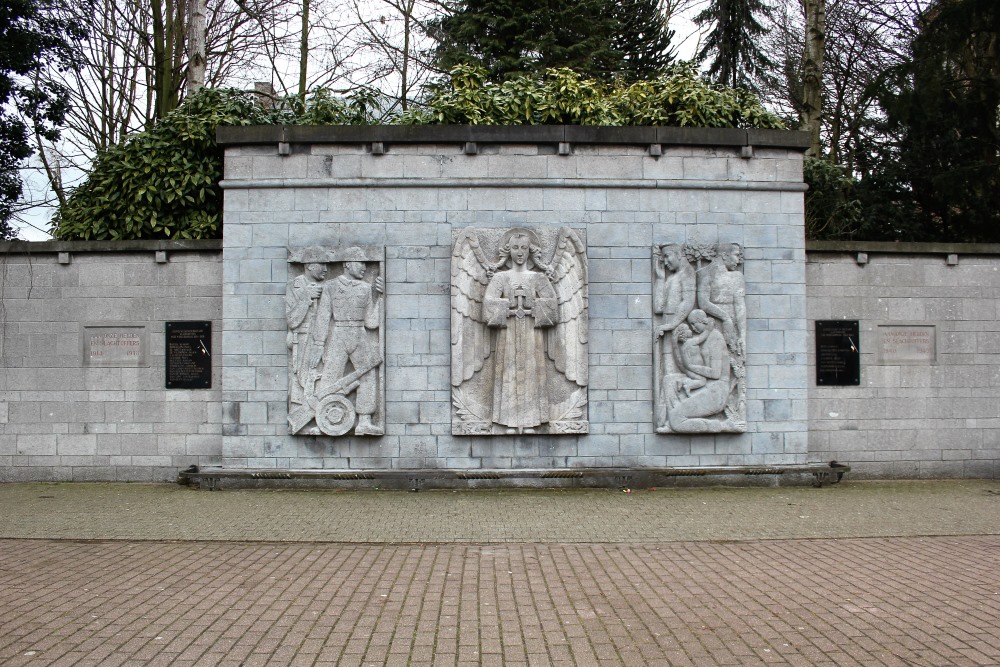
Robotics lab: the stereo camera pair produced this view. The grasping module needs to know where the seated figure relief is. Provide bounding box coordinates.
[286,246,385,437]
[653,242,747,433]
[451,227,589,435]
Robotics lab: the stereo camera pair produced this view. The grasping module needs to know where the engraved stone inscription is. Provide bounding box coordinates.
[82,325,148,367]
[165,321,212,388]
[816,320,860,385]
[653,242,747,433]
[286,246,385,436]
[877,324,936,364]
[451,227,588,435]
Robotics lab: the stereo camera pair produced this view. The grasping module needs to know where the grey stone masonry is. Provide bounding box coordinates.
[218,126,811,471]
[3,235,997,480]
[0,241,223,482]
[807,242,1000,479]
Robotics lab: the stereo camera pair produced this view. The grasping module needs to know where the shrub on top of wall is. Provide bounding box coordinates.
[55,88,258,241]
[54,66,784,241]
[405,64,784,128]
[53,88,382,241]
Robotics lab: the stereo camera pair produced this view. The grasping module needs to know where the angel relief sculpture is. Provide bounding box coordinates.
[653,242,747,433]
[452,227,589,435]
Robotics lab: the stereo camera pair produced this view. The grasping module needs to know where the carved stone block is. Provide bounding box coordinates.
[286,245,385,436]
[451,227,589,435]
[653,242,747,433]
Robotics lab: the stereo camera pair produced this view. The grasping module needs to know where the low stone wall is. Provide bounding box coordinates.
[807,242,1000,478]
[2,240,999,481]
[0,241,223,482]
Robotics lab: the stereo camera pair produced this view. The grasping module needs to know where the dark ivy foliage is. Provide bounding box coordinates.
[803,157,864,241]
[431,0,675,84]
[0,0,87,239]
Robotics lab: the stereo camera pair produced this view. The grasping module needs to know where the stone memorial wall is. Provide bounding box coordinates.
[807,243,1000,478]
[216,126,811,471]
[0,242,223,481]
[1,130,997,482]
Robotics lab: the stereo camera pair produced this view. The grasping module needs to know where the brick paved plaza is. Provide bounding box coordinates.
[1,481,999,666]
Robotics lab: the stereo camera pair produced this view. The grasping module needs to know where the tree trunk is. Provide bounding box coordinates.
[151,0,185,122]
[150,0,166,124]
[801,0,825,157]
[299,0,310,98]
[187,0,207,94]
[400,0,413,111]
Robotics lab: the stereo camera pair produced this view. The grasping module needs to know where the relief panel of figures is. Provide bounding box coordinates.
[451,227,589,435]
[282,237,750,438]
[653,242,747,433]
[286,246,385,437]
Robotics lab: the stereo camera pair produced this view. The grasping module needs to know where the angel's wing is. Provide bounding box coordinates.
[547,227,588,386]
[451,230,492,386]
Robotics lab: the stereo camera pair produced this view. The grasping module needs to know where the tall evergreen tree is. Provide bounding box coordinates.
[0,0,85,238]
[432,0,674,83]
[609,0,677,83]
[864,0,1000,242]
[694,0,774,92]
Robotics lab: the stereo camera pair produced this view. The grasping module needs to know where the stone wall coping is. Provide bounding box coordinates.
[4,240,996,256]
[0,239,223,253]
[807,240,1000,256]
[216,124,811,149]
[0,239,1000,255]
[219,177,809,192]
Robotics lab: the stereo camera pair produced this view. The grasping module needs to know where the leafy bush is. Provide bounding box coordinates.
[56,65,784,241]
[256,88,384,126]
[55,88,251,240]
[406,64,784,128]
[54,87,381,241]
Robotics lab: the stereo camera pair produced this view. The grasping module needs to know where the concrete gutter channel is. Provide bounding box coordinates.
[177,461,851,491]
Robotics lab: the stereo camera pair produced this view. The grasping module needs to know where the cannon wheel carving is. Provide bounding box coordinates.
[315,394,357,436]
[285,245,385,437]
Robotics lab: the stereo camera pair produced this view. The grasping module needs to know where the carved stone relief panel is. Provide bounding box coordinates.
[286,245,385,436]
[653,242,747,433]
[451,227,589,435]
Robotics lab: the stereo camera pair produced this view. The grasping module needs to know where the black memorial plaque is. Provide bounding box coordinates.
[816,320,860,385]
[165,321,212,389]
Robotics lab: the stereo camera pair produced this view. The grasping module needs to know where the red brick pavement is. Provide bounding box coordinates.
[1,537,999,666]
